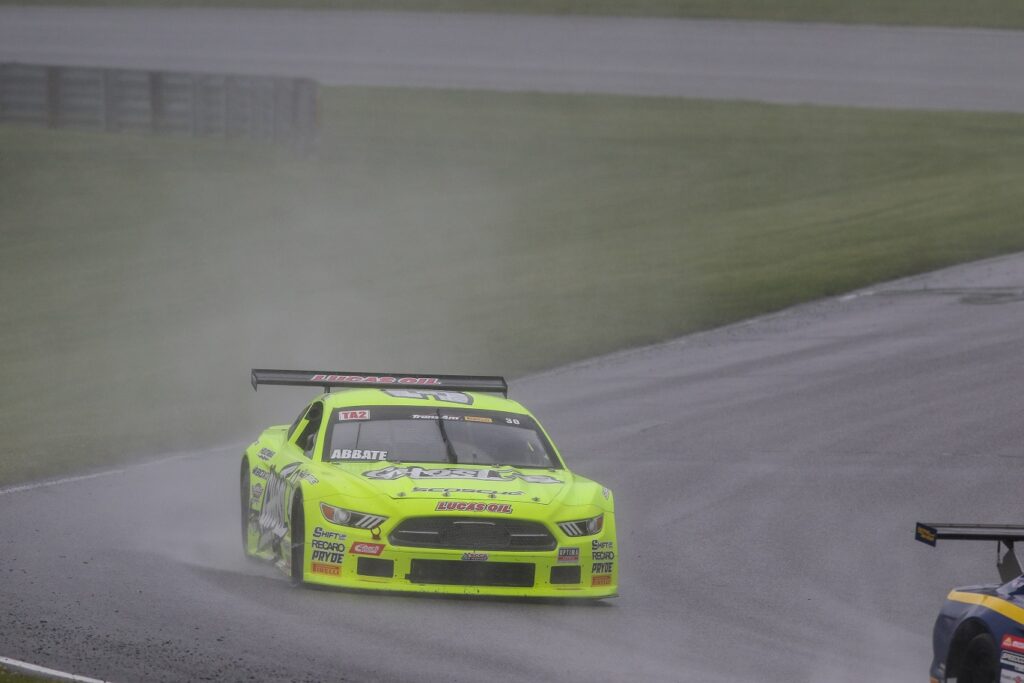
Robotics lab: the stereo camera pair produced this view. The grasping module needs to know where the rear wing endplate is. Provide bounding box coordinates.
[251,369,508,396]
[915,522,1024,583]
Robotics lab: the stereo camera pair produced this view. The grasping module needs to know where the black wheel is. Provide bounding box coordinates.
[959,632,998,683]
[240,459,251,555]
[290,491,305,586]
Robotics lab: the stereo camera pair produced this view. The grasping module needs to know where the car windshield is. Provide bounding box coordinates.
[323,406,560,468]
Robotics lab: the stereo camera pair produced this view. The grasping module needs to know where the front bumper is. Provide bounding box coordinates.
[300,515,619,599]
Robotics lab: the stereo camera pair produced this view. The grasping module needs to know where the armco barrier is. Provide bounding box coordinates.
[0,63,318,148]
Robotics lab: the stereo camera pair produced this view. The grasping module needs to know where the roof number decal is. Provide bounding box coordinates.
[384,389,473,405]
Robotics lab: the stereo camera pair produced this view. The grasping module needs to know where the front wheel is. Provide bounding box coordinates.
[240,459,251,555]
[290,491,305,586]
[959,633,998,683]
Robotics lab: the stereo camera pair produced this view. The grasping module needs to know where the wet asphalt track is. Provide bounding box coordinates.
[3,9,1024,681]
[2,253,1023,682]
[2,7,1024,111]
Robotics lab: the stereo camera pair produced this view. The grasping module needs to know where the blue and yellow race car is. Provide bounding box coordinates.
[242,369,618,599]
[915,523,1024,683]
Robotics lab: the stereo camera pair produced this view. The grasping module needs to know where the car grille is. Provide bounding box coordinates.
[389,517,556,551]
[408,559,535,587]
[357,557,394,578]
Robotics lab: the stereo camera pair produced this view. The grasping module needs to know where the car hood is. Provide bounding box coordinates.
[323,462,572,505]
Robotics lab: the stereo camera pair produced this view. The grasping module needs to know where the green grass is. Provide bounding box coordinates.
[3,87,1024,485]
[3,0,1024,30]
[0,667,58,682]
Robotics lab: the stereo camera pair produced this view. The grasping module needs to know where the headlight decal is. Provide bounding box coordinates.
[557,513,604,537]
[320,502,387,530]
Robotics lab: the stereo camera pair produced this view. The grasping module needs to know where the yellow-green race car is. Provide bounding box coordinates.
[242,369,618,599]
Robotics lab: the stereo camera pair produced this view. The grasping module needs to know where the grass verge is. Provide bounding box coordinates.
[2,0,1024,30]
[2,87,1024,485]
[0,666,59,682]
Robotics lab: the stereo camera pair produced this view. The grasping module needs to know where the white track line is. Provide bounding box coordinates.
[0,655,110,683]
[0,442,244,497]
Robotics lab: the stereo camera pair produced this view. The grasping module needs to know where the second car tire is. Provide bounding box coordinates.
[959,632,998,683]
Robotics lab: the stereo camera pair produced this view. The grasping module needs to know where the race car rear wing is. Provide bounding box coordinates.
[915,522,1024,583]
[250,369,508,396]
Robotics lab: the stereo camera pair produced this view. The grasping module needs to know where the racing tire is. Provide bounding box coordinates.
[290,491,305,586]
[959,632,998,683]
[240,459,251,555]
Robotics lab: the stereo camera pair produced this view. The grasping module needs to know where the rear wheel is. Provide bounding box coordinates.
[240,459,251,555]
[959,633,998,683]
[290,491,305,586]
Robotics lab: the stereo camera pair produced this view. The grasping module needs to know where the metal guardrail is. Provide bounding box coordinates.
[0,63,318,148]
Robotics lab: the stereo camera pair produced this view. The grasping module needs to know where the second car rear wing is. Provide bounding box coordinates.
[251,369,508,396]
[915,522,1024,583]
